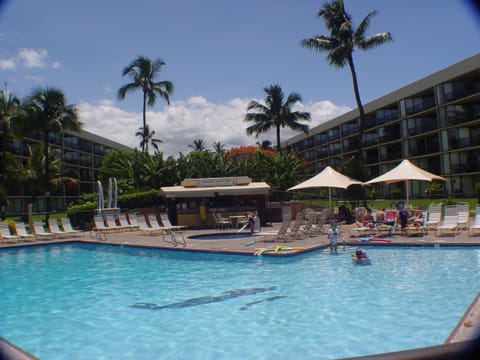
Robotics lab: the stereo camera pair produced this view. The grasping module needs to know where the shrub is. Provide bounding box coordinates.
[66,201,96,230]
[118,189,164,209]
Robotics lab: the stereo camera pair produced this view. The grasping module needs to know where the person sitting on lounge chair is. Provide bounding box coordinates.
[409,210,424,227]
[356,209,374,228]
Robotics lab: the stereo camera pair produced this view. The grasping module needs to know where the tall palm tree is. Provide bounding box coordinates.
[22,87,81,220]
[0,85,22,186]
[212,141,226,154]
[135,125,162,154]
[301,0,392,161]
[118,56,173,153]
[244,84,310,152]
[189,139,206,151]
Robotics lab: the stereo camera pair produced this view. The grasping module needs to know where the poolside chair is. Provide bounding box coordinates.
[456,203,469,230]
[434,205,459,236]
[404,211,427,237]
[14,222,36,242]
[61,217,83,237]
[146,214,184,246]
[127,213,140,229]
[47,218,69,238]
[118,213,138,231]
[0,222,20,244]
[468,205,480,236]
[33,220,55,240]
[137,215,162,236]
[256,214,291,243]
[105,214,128,232]
[213,213,233,229]
[91,215,111,240]
[160,213,187,230]
[426,203,442,230]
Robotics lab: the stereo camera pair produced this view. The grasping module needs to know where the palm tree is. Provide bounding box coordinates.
[0,85,22,186]
[301,0,392,160]
[256,140,273,150]
[244,84,310,152]
[22,87,81,220]
[118,56,173,153]
[189,139,206,151]
[212,141,225,154]
[135,124,162,154]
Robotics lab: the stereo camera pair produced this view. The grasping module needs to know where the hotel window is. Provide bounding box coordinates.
[65,151,79,164]
[316,146,328,159]
[406,117,437,136]
[404,95,435,115]
[328,127,340,141]
[315,132,329,145]
[341,121,358,137]
[378,124,400,142]
[408,134,439,156]
[361,131,377,147]
[342,137,358,152]
[64,135,79,149]
[379,143,402,162]
[364,115,376,130]
[328,142,341,156]
[376,108,399,125]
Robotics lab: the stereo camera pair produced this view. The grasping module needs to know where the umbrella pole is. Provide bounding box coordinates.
[406,180,410,206]
[328,187,332,209]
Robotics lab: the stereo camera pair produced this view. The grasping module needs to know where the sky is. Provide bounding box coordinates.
[0,0,479,157]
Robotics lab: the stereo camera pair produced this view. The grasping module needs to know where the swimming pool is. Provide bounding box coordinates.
[1,243,479,359]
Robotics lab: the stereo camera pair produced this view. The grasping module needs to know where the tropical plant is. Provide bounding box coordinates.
[0,85,23,188]
[256,140,273,150]
[118,56,173,153]
[301,0,392,161]
[212,141,225,154]
[188,139,206,151]
[20,143,78,206]
[21,87,81,220]
[135,124,162,154]
[245,84,310,151]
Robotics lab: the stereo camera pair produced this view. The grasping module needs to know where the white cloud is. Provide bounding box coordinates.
[78,97,351,158]
[0,48,61,71]
[0,58,15,70]
[18,48,48,68]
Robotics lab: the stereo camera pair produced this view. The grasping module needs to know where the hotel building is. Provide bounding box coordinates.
[283,53,480,199]
[4,129,131,215]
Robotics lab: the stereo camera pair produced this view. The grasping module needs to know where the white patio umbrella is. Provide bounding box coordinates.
[288,166,362,208]
[363,159,446,204]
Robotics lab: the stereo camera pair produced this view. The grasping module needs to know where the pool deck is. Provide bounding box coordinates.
[1,222,480,359]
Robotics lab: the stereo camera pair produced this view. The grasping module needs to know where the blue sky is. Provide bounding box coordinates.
[0,0,479,156]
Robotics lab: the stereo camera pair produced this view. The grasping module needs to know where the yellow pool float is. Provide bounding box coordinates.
[254,246,305,256]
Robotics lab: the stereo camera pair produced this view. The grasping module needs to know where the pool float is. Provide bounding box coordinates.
[254,246,304,256]
[357,236,392,243]
[244,240,256,246]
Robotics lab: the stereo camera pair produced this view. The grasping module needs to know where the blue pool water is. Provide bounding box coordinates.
[1,243,479,360]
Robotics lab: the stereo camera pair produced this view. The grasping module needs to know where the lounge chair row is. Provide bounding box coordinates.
[91,213,187,247]
[0,218,82,244]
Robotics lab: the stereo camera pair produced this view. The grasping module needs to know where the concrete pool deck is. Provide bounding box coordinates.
[1,222,480,359]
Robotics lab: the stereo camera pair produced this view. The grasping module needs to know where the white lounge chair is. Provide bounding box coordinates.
[48,218,69,238]
[127,213,140,228]
[105,214,128,232]
[468,205,480,236]
[255,214,291,242]
[91,215,111,240]
[159,213,186,246]
[14,222,36,242]
[61,218,83,237]
[0,222,20,244]
[426,203,442,230]
[435,205,459,236]
[118,213,138,231]
[33,220,55,240]
[456,203,469,230]
[137,215,163,236]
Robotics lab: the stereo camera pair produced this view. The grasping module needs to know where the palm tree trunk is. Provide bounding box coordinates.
[44,132,50,222]
[347,56,366,164]
[276,125,282,152]
[142,90,147,153]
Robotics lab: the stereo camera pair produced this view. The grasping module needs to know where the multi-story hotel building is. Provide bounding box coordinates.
[5,129,131,215]
[283,53,480,199]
